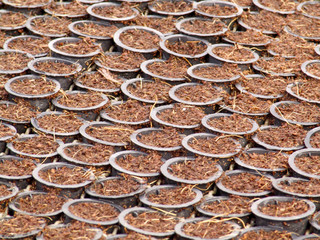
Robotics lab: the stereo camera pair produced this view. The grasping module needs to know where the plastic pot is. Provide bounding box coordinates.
[0,10,27,31]
[305,127,320,149]
[235,226,299,240]
[52,90,109,121]
[28,57,82,90]
[62,198,123,226]
[3,35,49,58]
[288,149,320,179]
[68,20,115,51]
[87,2,139,22]
[315,45,320,56]
[44,1,88,19]
[252,125,305,152]
[286,82,320,104]
[0,181,19,213]
[0,122,16,152]
[182,132,242,158]
[120,78,170,105]
[118,207,179,237]
[160,156,224,191]
[48,37,102,68]
[85,176,147,208]
[32,162,95,198]
[310,211,320,235]
[174,217,241,240]
[251,196,316,234]
[270,101,320,126]
[0,50,34,74]
[139,185,203,217]
[0,155,36,189]
[234,148,288,178]
[159,34,209,64]
[252,57,296,77]
[4,75,60,111]
[297,1,320,20]
[113,26,163,58]
[216,170,274,198]
[252,0,296,14]
[301,60,320,80]
[284,25,320,42]
[147,0,195,16]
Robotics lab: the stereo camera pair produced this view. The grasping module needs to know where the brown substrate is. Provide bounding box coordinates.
[115,232,156,240]
[12,135,59,155]
[29,17,71,36]
[291,80,320,102]
[197,4,238,16]
[55,38,100,55]
[207,114,253,133]
[202,196,252,215]
[225,29,272,45]
[156,103,205,126]
[7,37,50,56]
[0,11,27,28]
[119,29,160,50]
[169,156,220,181]
[3,0,49,5]
[0,31,9,48]
[223,0,252,7]
[147,186,196,205]
[146,57,189,79]
[0,184,12,197]
[10,77,56,95]
[180,19,225,34]
[212,45,255,62]
[192,63,240,79]
[78,70,122,90]
[33,60,78,74]
[56,92,105,108]
[115,151,163,173]
[0,158,36,176]
[137,128,182,148]
[257,0,297,12]
[37,114,83,133]
[238,229,294,240]
[128,16,176,35]
[258,199,309,217]
[287,14,320,38]
[165,39,207,56]
[256,124,307,148]
[0,101,38,122]
[74,22,119,37]
[294,155,320,176]
[239,151,288,170]
[45,1,87,15]
[220,172,272,193]
[151,0,193,13]
[278,178,320,195]
[92,4,135,18]
[310,132,320,149]
[306,62,320,78]
[300,2,320,17]
[0,52,32,71]
[0,123,15,138]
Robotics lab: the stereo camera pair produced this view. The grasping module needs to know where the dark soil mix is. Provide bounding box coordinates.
[12,135,59,155]
[258,0,297,12]
[223,93,272,114]
[69,202,119,221]
[291,80,320,102]
[294,155,320,176]
[42,222,97,240]
[29,17,71,36]
[156,103,205,126]
[7,37,50,56]
[306,62,320,78]
[45,1,87,16]
[119,29,160,50]
[96,50,146,70]
[147,186,196,205]
[104,100,150,123]
[300,2,320,17]
[126,80,171,102]
[78,70,123,90]
[225,29,272,45]
[64,144,114,164]
[0,158,36,176]
[240,75,291,97]
[151,0,193,13]
[0,101,38,122]
[275,102,320,123]
[239,151,288,170]
[146,57,189,79]
[92,4,135,18]
[55,38,100,55]
[91,177,141,196]
[33,60,78,75]
[259,199,309,217]
[0,215,45,237]
[168,156,220,181]
[128,16,176,35]
[15,193,67,214]
[165,39,207,56]
[256,124,307,148]
[238,229,294,240]
[174,82,223,103]
[74,22,119,38]
[278,178,320,195]
[85,124,134,144]
[39,166,92,185]
[207,114,254,133]
[182,220,235,239]
[36,114,84,133]
[137,128,182,148]
[267,33,316,57]
[202,196,252,215]
[188,136,239,155]
[287,14,320,38]
[212,45,255,62]
[0,123,15,138]
[0,51,32,71]
[125,211,178,233]
[220,172,272,193]
[0,11,27,28]
[0,31,9,48]
[192,63,240,79]
[197,3,238,16]
[115,151,163,173]
[3,0,49,5]
[56,92,105,108]
[10,77,56,95]
[310,132,320,149]
[240,10,286,33]
[180,18,226,34]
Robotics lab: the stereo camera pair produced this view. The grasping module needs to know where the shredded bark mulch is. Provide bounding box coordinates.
[197,3,238,16]
[119,29,160,50]
[33,60,78,75]
[147,186,196,205]
[165,39,207,56]
[55,38,100,55]
[56,92,105,108]
[0,158,36,176]
[257,0,297,12]
[212,45,255,62]
[12,135,59,155]
[180,18,225,34]
[207,114,254,133]
[45,1,87,16]
[29,17,71,36]
[0,11,27,28]
[78,70,122,90]
[7,37,50,56]
[0,101,38,122]
[259,199,309,217]
[92,4,135,18]
[0,52,32,71]
[295,155,320,176]
[0,123,15,138]
[278,178,320,195]
[239,151,288,170]
[225,29,272,45]
[151,0,193,13]
[238,229,294,240]
[192,63,240,79]
[10,77,56,95]
[137,128,182,148]
[74,22,118,37]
